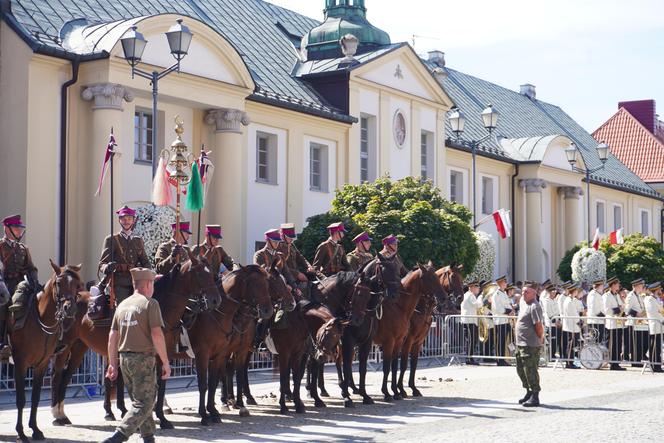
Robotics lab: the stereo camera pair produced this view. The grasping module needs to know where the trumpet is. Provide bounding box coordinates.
[478,283,498,343]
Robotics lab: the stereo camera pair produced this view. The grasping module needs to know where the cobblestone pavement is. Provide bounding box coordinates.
[1,362,662,442]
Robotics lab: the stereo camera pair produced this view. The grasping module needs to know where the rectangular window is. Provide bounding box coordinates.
[310,142,329,192]
[449,170,464,204]
[420,130,433,180]
[134,109,153,164]
[256,132,278,184]
[641,210,650,236]
[360,117,369,182]
[481,176,495,215]
[613,205,623,231]
[596,201,605,233]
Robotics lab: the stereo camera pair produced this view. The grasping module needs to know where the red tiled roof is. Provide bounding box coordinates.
[593,107,664,183]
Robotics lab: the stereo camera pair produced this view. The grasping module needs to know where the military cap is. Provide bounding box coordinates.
[607,276,620,286]
[115,205,136,217]
[568,282,580,291]
[630,278,645,287]
[130,267,156,282]
[280,223,296,238]
[467,280,480,287]
[171,221,192,234]
[327,222,346,233]
[506,284,516,291]
[593,279,605,286]
[205,225,222,238]
[2,214,25,228]
[561,281,572,290]
[541,279,552,287]
[382,234,399,246]
[265,229,282,242]
[495,275,507,284]
[353,232,372,244]
[647,282,662,291]
[544,283,555,291]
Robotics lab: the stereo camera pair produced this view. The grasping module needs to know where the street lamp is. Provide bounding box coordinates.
[447,104,500,229]
[565,141,611,243]
[120,19,193,176]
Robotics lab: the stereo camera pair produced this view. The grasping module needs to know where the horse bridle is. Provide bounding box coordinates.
[38,271,79,336]
[187,263,218,313]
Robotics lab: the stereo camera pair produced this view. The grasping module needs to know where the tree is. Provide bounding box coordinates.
[557,243,583,282]
[600,234,664,287]
[297,177,478,271]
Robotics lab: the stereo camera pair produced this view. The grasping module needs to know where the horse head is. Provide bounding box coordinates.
[314,317,348,362]
[237,265,274,320]
[347,270,373,326]
[48,259,83,322]
[417,261,447,305]
[437,263,465,310]
[268,261,296,312]
[369,254,402,299]
[183,252,222,312]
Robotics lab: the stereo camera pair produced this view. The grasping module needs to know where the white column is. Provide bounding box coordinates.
[558,186,583,251]
[519,178,547,282]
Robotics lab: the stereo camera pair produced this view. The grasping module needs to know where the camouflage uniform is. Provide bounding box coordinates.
[154,240,191,275]
[312,238,350,277]
[193,243,234,279]
[118,353,157,437]
[515,346,541,393]
[346,249,374,272]
[98,233,152,305]
[0,237,38,314]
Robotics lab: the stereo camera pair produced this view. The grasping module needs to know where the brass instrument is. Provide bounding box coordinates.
[478,283,498,343]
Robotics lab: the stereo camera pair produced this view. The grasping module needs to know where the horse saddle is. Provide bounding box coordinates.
[9,288,37,331]
[272,309,289,330]
[87,285,112,321]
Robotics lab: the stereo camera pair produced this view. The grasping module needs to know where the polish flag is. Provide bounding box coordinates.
[591,227,601,250]
[492,209,512,239]
[609,228,624,245]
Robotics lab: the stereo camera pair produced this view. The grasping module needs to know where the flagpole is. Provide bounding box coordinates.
[109,127,115,264]
[197,145,204,247]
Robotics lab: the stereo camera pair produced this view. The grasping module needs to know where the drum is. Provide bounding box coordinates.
[579,343,609,370]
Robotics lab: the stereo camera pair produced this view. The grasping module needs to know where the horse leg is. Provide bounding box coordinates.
[381,347,393,402]
[358,341,374,405]
[242,357,257,405]
[292,353,306,414]
[195,357,211,425]
[53,341,87,425]
[116,368,128,417]
[235,355,250,417]
[14,363,29,442]
[225,360,236,405]
[318,362,329,397]
[278,353,290,414]
[219,363,229,408]
[28,363,47,440]
[207,360,222,421]
[309,358,326,408]
[409,348,423,397]
[154,362,174,430]
[340,339,354,407]
[390,345,402,400]
[397,343,409,398]
[50,349,68,425]
[103,374,116,421]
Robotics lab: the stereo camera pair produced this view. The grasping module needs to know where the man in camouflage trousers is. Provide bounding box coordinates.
[346,231,374,271]
[193,225,234,280]
[98,206,152,307]
[154,221,193,275]
[102,268,170,443]
[312,222,350,277]
[514,284,544,407]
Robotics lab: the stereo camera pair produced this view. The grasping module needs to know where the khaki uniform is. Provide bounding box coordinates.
[346,249,374,272]
[154,240,191,275]
[312,238,350,277]
[254,245,295,285]
[111,293,164,438]
[278,242,311,275]
[193,243,234,278]
[98,233,151,305]
[380,249,408,277]
[0,238,38,318]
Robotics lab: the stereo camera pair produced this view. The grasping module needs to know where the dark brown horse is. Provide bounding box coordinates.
[374,262,445,401]
[9,261,83,442]
[436,264,465,313]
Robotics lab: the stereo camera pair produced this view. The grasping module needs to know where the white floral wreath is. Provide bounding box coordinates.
[132,203,177,266]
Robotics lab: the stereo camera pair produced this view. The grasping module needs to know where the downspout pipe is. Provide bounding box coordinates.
[511,163,519,282]
[59,58,80,264]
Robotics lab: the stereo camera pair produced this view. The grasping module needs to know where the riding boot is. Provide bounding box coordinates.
[142,434,156,443]
[101,430,129,443]
[518,390,532,404]
[0,316,10,359]
[522,391,540,407]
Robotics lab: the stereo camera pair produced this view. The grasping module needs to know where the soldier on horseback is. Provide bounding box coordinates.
[97,206,152,308]
[278,223,315,296]
[192,225,234,280]
[346,231,374,271]
[254,229,296,286]
[312,222,350,277]
[155,221,192,275]
[379,234,408,278]
[0,214,39,357]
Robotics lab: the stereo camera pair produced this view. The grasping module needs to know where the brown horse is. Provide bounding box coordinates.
[186,264,285,425]
[9,261,83,442]
[373,262,445,401]
[436,264,465,313]
[51,254,220,428]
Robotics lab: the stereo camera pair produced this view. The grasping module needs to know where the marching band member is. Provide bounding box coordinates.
[644,282,663,372]
[603,276,626,370]
[461,281,483,365]
[491,275,513,366]
[540,283,561,359]
[562,283,585,369]
[480,280,495,359]
[586,279,606,344]
[625,278,648,366]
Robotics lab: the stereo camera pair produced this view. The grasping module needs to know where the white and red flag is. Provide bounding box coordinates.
[609,228,624,245]
[94,128,116,196]
[591,227,601,250]
[492,209,512,239]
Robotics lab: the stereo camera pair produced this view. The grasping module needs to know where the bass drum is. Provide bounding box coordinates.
[579,343,609,370]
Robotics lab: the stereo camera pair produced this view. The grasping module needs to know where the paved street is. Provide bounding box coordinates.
[1,362,662,442]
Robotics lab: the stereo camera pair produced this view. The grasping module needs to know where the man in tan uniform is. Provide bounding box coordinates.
[98,206,152,306]
[154,221,192,275]
[312,222,350,277]
[379,234,408,278]
[193,225,234,280]
[102,268,169,443]
[346,231,374,272]
[254,229,296,286]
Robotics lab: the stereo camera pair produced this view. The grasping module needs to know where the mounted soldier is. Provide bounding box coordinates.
[278,223,314,295]
[312,222,350,277]
[347,231,374,272]
[192,225,234,280]
[97,206,152,309]
[379,234,408,278]
[254,229,296,287]
[0,215,39,357]
[155,221,193,275]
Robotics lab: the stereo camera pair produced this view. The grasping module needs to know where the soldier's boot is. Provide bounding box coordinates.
[522,392,540,407]
[101,431,128,443]
[8,281,30,316]
[0,310,11,359]
[518,390,532,404]
[142,435,155,443]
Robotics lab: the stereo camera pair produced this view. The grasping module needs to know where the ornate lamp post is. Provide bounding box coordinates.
[565,142,610,243]
[120,19,193,176]
[448,104,500,229]
[162,116,193,239]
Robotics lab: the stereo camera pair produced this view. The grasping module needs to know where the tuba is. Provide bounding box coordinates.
[478,283,498,343]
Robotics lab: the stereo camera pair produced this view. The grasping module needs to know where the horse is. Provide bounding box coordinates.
[373,262,445,401]
[337,255,402,407]
[436,263,465,313]
[397,277,450,397]
[51,253,220,428]
[186,263,286,425]
[9,260,83,442]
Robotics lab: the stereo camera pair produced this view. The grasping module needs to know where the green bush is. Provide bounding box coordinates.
[600,234,664,287]
[557,243,583,282]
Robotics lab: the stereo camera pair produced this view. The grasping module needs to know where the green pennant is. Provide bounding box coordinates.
[185,163,205,212]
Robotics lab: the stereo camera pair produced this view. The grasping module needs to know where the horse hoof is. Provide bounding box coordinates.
[344,399,354,408]
[383,394,393,402]
[211,415,222,424]
[17,435,29,443]
[319,390,330,398]
[314,399,326,408]
[159,419,175,430]
[399,390,408,398]
[120,410,127,419]
[32,430,45,440]
[61,417,72,425]
[239,407,250,418]
[200,417,210,426]
[295,401,306,414]
[393,393,403,401]
[246,397,258,406]
[104,413,116,422]
[52,419,65,427]
[280,406,289,415]
[362,396,374,405]
[411,389,422,397]
[233,403,241,410]
[351,388,360,395]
